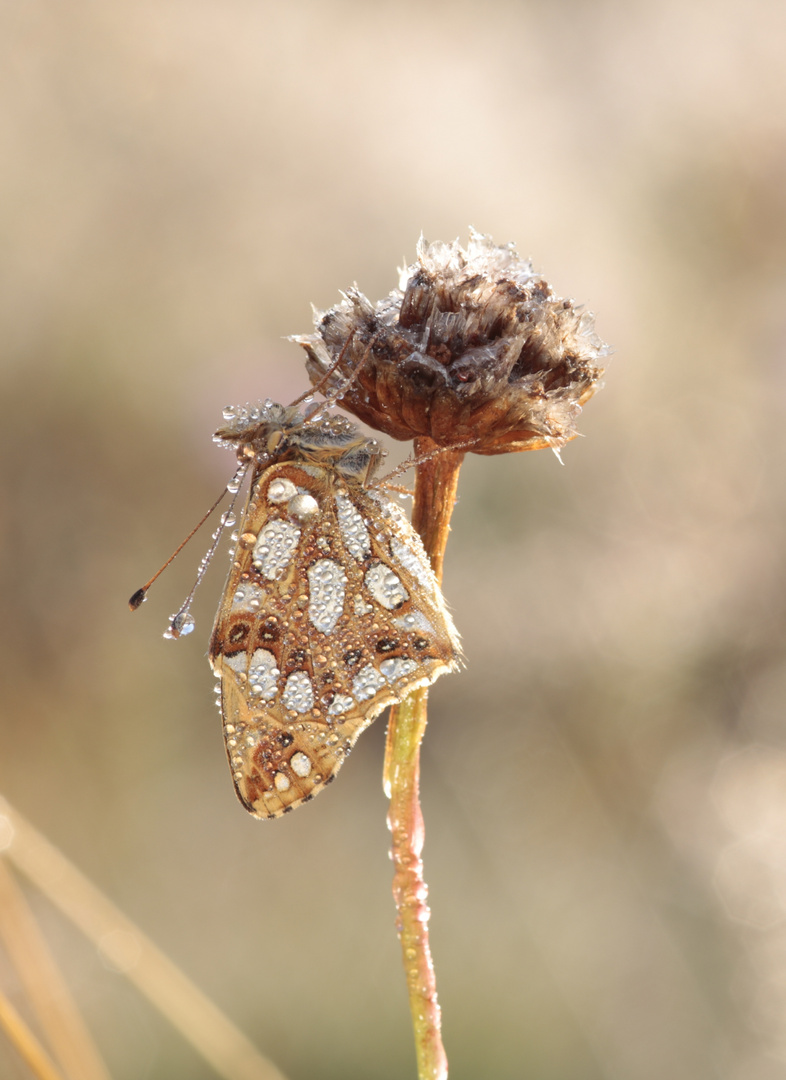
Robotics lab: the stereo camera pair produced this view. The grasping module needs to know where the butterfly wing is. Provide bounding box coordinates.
[209,461,460,818]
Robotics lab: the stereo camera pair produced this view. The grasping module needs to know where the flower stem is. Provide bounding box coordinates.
[384,440,465,1080]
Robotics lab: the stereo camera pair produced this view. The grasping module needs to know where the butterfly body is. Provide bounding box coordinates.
[209,401,460,818]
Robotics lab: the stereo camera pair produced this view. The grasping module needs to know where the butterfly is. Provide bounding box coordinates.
[196,399,461,818]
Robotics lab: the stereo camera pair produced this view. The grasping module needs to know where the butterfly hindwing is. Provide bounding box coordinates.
[209,460,460,818]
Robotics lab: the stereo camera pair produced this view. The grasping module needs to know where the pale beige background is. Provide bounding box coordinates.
[1,1,785,1078]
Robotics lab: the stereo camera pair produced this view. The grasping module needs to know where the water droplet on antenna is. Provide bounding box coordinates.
[164,611,195,639]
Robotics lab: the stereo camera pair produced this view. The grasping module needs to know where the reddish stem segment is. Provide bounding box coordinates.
[384,440,465,1080]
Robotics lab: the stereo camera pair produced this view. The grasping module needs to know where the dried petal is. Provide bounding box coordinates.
[294,230,609,455]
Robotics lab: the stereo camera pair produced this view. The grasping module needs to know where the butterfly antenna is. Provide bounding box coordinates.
[375,438,481,489]
[291,330,379,422]
[161,465,250,639]
[128,463,247,618]
[290,330,357,409]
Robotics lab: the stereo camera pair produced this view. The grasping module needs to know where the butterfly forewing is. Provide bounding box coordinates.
[209,457,460,818]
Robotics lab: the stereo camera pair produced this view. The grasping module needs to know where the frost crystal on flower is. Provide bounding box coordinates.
[294,230,608,455]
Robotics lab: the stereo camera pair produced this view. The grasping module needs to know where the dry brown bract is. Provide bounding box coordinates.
[294,230,608,455]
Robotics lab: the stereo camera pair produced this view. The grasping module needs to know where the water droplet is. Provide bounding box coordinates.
[226,477,241,494]
[222,405,237,421]
[163,611,195,639]
[221,511,237,528]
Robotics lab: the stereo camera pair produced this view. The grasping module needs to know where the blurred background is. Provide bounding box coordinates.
[1,0,785,1077]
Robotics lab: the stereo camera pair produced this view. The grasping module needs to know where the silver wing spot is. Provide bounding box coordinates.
[248,649,280,701]
[335,493,372,561]
[252,520,301,580]
[364,563,409,610]
[282,671,315,714]
[307,558,348,633]
[352,663,387,702]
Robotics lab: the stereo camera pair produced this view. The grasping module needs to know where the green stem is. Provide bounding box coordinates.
[384,441,465,1080]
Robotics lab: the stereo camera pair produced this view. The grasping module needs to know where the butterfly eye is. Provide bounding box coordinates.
[267,430,285,454]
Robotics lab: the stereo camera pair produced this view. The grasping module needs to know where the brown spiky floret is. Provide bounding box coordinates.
[294,230,608,455]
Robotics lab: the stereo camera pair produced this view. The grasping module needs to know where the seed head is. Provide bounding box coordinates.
[293,230,608,455]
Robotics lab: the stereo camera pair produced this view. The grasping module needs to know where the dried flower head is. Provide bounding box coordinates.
[294,230,608,455]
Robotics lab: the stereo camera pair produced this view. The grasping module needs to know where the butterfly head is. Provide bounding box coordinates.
[214,399,385,484]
